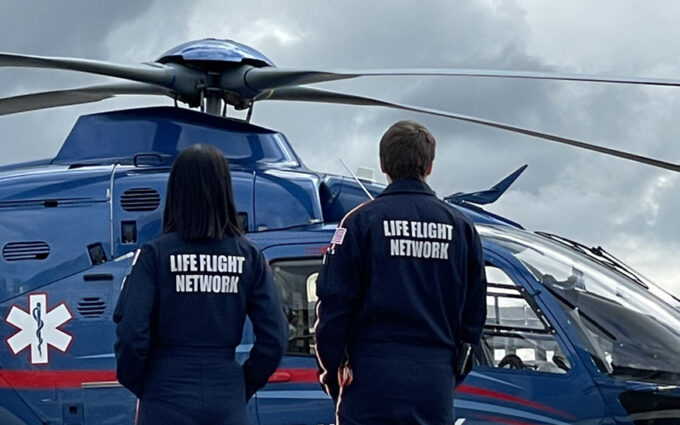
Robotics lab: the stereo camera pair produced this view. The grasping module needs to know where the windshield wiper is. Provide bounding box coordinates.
[535,231,649,289]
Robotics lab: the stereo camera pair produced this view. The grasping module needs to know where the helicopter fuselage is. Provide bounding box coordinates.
[1,106,678,425]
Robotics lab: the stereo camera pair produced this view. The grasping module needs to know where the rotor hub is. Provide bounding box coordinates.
[156,38,275,68]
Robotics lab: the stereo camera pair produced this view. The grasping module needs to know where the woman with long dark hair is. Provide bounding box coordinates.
[114,144,287,424]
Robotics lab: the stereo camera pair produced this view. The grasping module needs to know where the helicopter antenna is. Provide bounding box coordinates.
[339,158,374,200]
[246,104,254,122]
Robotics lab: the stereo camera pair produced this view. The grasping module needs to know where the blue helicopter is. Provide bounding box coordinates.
[1,39,680,425]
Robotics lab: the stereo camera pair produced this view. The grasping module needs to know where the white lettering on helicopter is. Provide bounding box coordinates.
[383,220,453,260]
[170,254,244,294]
[5,293,72,365]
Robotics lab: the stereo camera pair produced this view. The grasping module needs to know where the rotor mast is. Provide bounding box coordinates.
[204,92,222,116]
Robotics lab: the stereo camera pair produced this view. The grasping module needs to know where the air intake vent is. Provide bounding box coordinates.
[77,297,106,318]
[2,241,50,261]
[120,188,161,212]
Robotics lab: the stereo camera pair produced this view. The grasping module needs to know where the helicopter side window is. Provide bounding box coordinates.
[270,259,572,374]
[271,259,320,356]
[476,265,572,374]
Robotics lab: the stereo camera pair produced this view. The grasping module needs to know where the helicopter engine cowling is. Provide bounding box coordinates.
[0,105,521,304]
[0,106,345,301]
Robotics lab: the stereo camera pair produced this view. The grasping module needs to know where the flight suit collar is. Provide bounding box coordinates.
[378,178,437,197]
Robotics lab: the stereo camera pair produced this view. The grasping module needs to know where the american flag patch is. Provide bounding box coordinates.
[331,227,347,245]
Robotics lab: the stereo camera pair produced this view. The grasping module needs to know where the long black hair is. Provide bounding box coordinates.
[163,144,242,239]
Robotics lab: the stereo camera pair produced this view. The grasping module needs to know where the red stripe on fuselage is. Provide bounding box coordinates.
[457,384,573,419]
[269,368,319,383]
[473,414,536,425]
[0,368,319,389]
[0,367,571,421]
[0,370,117,389]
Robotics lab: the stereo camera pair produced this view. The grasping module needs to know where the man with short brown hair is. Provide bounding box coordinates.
[379,120,436,180]
[315,120,487,424]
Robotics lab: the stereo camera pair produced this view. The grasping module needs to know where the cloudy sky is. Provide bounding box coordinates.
[1,0,679,296]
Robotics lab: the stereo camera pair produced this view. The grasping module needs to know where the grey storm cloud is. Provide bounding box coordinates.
[0,1,152,56]
[0,0,678,294]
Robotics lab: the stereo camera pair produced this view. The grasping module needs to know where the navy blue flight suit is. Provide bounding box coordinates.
[114,232,288,425]
[315,179,487,425]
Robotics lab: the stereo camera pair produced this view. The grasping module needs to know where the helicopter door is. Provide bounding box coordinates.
[455,251,607,424]
[256,245,334,425]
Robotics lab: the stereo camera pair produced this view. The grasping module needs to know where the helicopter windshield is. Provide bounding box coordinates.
[479,225,680,385]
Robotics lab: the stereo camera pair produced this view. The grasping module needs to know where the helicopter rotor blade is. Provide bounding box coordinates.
[8,51,680,102]
[256,87,680,173]
[244,67,680,92]
[0,83,172,116]
[0,53,207,96]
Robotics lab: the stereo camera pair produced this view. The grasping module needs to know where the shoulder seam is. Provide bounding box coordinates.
[338,200,372,228]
